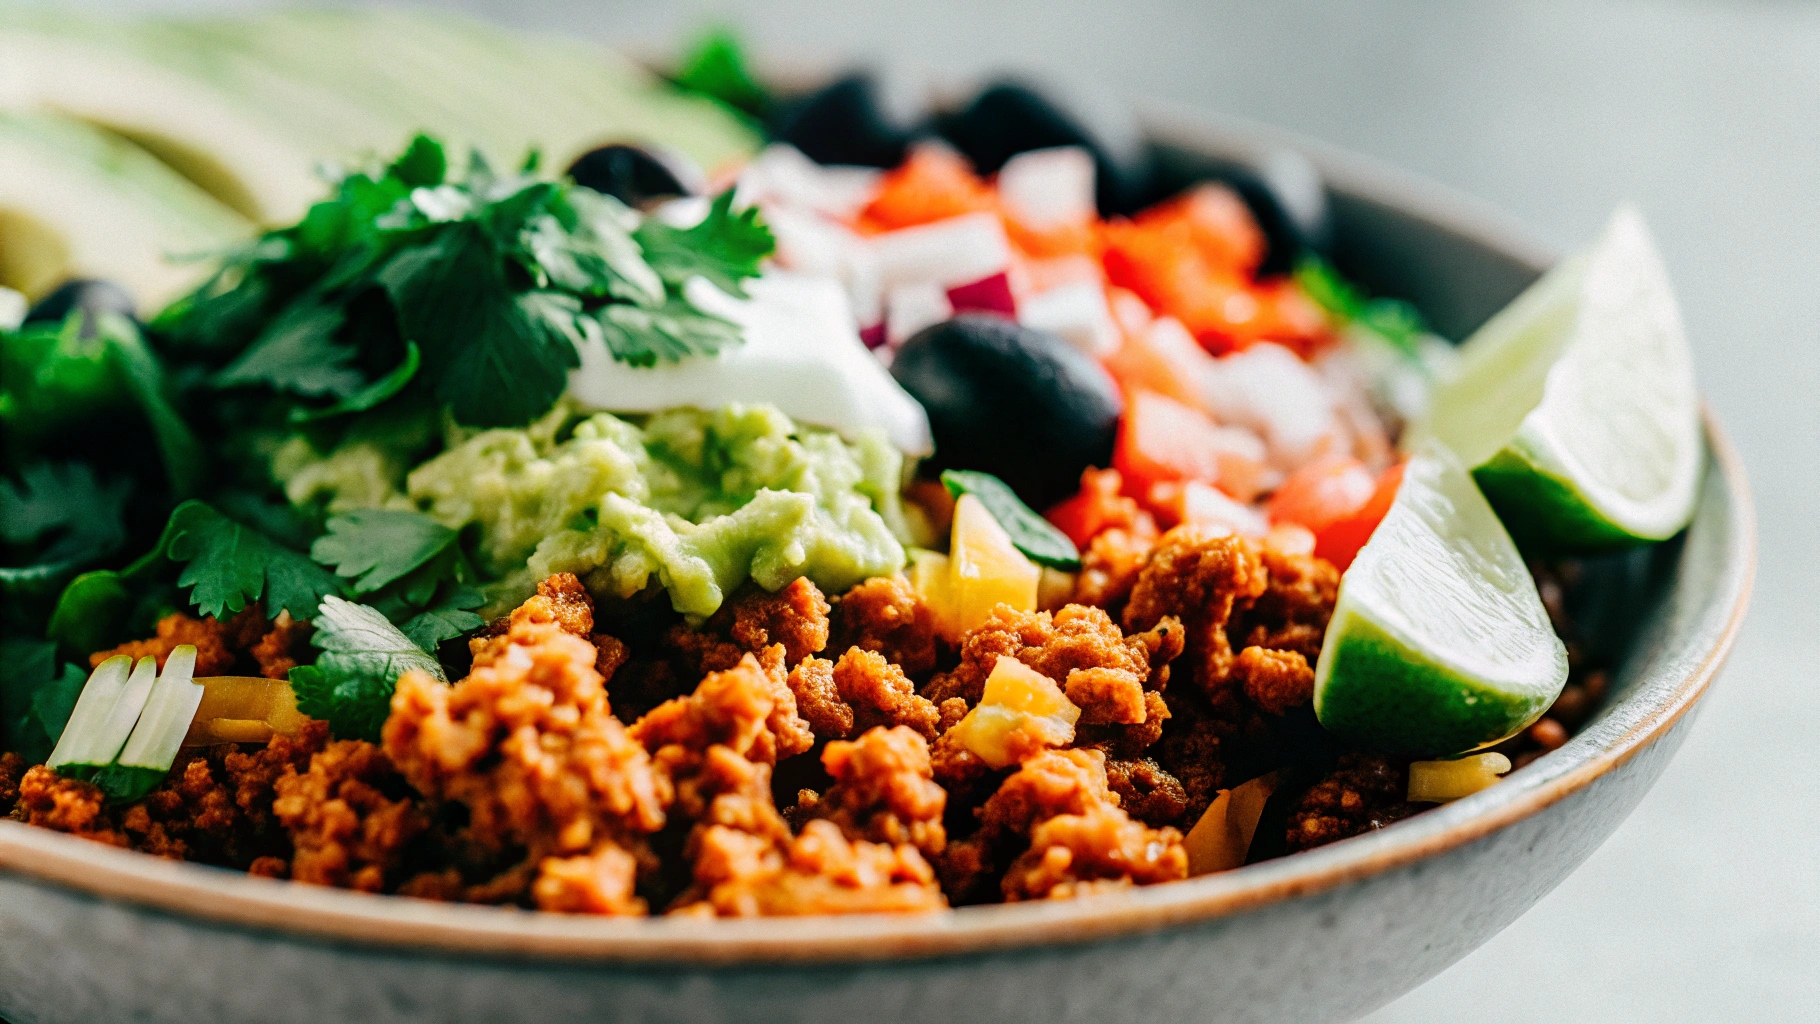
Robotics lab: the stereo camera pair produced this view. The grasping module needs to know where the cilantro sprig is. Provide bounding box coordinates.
[1294,256,1429,357]
[289,596,447,742]
[310,509,483,649]
[158,135,774,430]
[159,500,342,620]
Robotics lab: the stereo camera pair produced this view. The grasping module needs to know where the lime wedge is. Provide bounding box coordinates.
[1408,205,1702,551]
[1313,444,1568,757]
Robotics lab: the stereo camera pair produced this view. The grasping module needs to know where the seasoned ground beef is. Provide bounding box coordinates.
[1284,754,1422,853]
[274,737,427,892]
[5,524,1596,917]
[90,607,311,680]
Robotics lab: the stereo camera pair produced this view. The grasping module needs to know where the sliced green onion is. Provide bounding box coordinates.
[117,645,202,773]
[47,654,149,773]
[87,655,159,769]
[47,646,203,799]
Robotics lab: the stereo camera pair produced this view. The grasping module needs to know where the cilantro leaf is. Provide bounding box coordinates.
[0,463,130,587]
[0,638,84,764]
[398,584,486,652]
[1294,256,1427,357]
[672,28,772,118]
[290,595,445,741]
[213,296,364,397]
[160,500,342,620]
[159,136,773,433]
[388,133,448,189]
[310,509,457,593]
[289,342,421,423]
[633,190,774,298]
[598,294,745,367]
[381,222,581,427]
[516,189,664,306]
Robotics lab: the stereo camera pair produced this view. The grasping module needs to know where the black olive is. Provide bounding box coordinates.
[567,144,704,207]
[24,278,136,337]
[770,73,921,168]
[892,314,1123,509]
[940,80,1153,216]
[1211,149,1332,275]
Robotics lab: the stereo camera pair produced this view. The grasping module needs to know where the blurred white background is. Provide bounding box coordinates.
[39,0,1820,1019]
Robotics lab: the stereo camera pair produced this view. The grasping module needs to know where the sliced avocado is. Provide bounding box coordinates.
[0,112,249,305]
[0,8,758,228]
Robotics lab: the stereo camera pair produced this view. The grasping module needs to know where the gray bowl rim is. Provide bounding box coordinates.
[0,100,1758,969]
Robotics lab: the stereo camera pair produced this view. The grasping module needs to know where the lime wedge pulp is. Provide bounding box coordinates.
[1408,205,1702,551]
[1313,444,1568,757]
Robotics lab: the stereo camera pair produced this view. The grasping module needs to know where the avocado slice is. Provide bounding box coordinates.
[0,8,759,227]
[0,111,249,305]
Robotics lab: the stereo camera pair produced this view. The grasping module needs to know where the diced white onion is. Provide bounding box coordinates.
[867,212,1011,291]
[1019,279,1119,357]
[1199,342,1348,471]
[997,146,1096,229]
[734,144,883,220]
[885,281,954,349]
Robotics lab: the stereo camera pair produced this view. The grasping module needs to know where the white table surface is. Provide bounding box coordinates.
[38,0,1820,1019]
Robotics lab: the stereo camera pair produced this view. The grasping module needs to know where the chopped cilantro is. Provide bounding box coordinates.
[159,500,342,620]
[378,221,582,426]
[289,596,446,741]
[212,295,362,398]
[634,190,775,299]
[0,463,130,588]
[940,469,1081,571]
[310,509,458,593]
[162,134,773,430]
[397,585,486,652]
[1294,256,1428,357]
[672,27,772,118]
[0,638,84,764]
[598,293,746,366]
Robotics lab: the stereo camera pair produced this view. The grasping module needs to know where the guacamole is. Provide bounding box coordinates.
[403,403,910,617]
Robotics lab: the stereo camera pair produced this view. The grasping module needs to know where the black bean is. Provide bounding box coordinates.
[892,314,1122,509]
[567,144,703,207]
[940,80,1153,216]
[770,73,921,168]
[1209,149,1332,275]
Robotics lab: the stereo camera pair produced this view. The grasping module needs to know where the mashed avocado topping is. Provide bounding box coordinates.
[403,402,909,617]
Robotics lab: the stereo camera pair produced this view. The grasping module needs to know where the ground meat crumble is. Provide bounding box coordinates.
[3,525,1604,916]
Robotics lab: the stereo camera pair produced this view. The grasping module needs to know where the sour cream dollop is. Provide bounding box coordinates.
[566,272,935,457]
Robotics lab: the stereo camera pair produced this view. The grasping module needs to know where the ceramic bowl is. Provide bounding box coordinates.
[0,100,1755,1024]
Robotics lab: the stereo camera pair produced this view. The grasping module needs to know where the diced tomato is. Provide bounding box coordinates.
[1267,456,1377,535]
[1315,462,1405,571]
[1244,279,1335,360]
[1101,210,1334,357]
[1045,467,1153,548]
[858,147,998,232]
[1134,184,1265,276]
[1005,216,1100,261]
[1115,389,1269,502]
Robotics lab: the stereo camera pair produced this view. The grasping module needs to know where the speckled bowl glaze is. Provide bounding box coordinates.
[0,102,1755,1024]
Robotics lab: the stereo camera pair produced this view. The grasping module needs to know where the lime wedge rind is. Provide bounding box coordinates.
[1412,205,1702,552]
[1314,607,1557,756]
[1314,445,1568,758]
